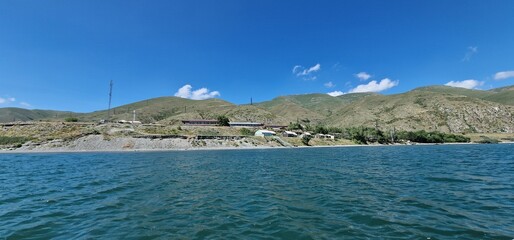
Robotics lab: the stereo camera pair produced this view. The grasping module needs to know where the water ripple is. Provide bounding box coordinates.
[1,144,514,239]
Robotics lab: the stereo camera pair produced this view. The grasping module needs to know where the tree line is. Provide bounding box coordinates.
[287,123,470,144]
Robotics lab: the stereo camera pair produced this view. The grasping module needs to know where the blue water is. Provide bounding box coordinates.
[1,144,514,239]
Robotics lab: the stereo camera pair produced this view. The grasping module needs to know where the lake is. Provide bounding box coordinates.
[1,144,513,239]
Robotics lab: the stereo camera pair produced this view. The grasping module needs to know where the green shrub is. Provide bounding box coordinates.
[476,136,500,144]
[395,130,469,143]
[301,135,312,146]
[314,125,328,134]
[217,115,230,126]
[64,117,79,122]
[0,136,31,146]
[287,122,303,131]
[239,128,254,136]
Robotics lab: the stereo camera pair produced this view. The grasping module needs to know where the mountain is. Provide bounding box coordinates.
[255,93,375,123]
[80,97,236,123]
[254,86,513,133]
[1,85,513,133]
[415,85,514,105]
[0,96,282,124]
[324,90,514,133]
[0,108,76,123]
[483,86,514,106]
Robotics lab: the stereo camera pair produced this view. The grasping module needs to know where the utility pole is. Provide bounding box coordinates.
[133,110,136,123]
[107,80,113,121]
[250,97,253,105]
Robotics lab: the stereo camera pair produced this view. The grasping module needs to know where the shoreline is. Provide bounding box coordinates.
[1,141,511,155]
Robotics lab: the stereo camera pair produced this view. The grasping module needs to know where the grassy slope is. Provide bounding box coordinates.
[255,93,374,124]
[483,86,514,105]
[0,108,78,123]
[415,85,514,105]
[414,85,495,98]
[81,97,236,123]
[326,90,514,133]
[1,85,513,133]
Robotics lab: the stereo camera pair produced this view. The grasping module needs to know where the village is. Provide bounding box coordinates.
[180,119,335,140]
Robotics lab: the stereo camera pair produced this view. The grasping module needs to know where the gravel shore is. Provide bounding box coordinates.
[0,135,283,153]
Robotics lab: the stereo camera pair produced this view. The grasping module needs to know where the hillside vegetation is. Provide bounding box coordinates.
[325,90,513,133]
[0,108,77,122]
[1,85,513,134]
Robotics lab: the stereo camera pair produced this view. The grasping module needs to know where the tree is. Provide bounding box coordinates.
[314,125,328,134]
[287,122,303,131]
[301,135,312,146]
[217,115,230,126]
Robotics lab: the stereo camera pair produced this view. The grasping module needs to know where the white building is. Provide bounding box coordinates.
[315,134,335,140]
[255,130,276,137]
[282,131,298,137]
[299,132,312,138]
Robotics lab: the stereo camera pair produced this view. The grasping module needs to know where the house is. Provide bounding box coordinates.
[315,134,335,140]
[299,132,312,138]
[282,131,298,137]
[117,120,142,124]
[229,122,264,127]
[182,119,219,126]
[255,130,276,137]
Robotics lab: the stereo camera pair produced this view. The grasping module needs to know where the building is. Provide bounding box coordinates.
[182,119,219,126]
[315,134,335,140]
[117,120,142,124]
[255,130,276,137]
[282,131,298,137]
[299,132,312,138]
[229,122,264,127]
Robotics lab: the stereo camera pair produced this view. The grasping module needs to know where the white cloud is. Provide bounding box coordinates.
[355,72,371,81]
[20,102,32,108]
[324,81,335,88]
[462,46,478,61]
[174,84,220,100]
[175,85,193,98]
[327,91,344,97]
[0,97,16,104]
[494,71,514,80]
[445,79,484,89]
[349,78,399,93]
[292,65,302,74]
[307,63,321,73]
[292,63,321,80]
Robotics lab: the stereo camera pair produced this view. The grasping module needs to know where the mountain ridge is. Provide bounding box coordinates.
[1,85,513,133]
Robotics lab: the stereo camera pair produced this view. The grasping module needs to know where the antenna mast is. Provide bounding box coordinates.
[107,80,113,121]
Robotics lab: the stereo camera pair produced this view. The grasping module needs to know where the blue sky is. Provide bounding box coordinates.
[1,0,513,112]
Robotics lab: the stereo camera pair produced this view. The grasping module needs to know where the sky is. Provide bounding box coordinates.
[1,0,514,112]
